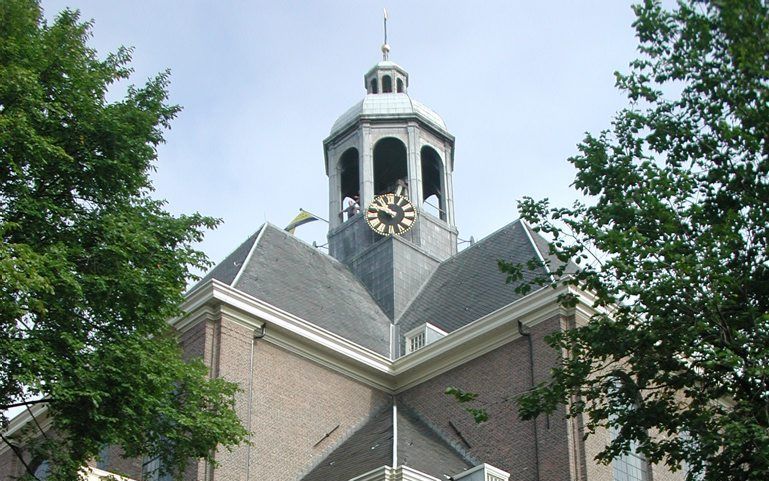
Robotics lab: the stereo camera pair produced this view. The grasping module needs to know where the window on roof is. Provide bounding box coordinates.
[404,323,447,354]
[407,331,425,353]
[397,78,404,93]
[382,75,392,93]
[370,78,378,94]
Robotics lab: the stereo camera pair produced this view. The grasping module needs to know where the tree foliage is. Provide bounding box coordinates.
[504,1,769,479]
[0,1,248,479]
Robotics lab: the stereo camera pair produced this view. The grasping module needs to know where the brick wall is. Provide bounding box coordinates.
[178,315,390,481]
[0,445,21,481]
[97,446,142,480]
[248,340,390,480]
[398,315,576,481]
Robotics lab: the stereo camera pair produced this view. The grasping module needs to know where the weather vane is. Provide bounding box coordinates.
[382,8,390,60]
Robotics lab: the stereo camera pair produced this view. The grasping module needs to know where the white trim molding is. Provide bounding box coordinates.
[348,463,509,481]
[453,463,510,481]
[0,403,51,457]
[174,280,597,394]
[349,465,443,481]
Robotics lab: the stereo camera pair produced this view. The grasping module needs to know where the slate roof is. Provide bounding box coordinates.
[192,219,573,358]
[396,220,552,336]
[301,406,393,481]
[396,406,473,477]
[301,404,471,481]
[527,223,580,277]
[192,223,391,356]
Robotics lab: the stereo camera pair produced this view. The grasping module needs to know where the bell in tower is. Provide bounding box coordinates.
[323,33,458,320]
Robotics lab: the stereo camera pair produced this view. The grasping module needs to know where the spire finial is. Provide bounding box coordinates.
[382,8,390,60]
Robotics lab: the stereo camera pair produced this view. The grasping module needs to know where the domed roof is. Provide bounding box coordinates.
[330,93,448,137]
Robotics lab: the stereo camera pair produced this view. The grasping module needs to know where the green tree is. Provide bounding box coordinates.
[499,1,769,479]
[0,1,248,479]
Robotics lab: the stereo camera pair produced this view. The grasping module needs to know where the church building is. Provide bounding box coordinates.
[1,43,684,481]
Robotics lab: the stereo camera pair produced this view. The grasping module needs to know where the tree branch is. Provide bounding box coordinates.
[26,404,49,440]
[0,432,41,480]
[0,398,52,411]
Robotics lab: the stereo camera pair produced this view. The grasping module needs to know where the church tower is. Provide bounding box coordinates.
[324,42,458,320]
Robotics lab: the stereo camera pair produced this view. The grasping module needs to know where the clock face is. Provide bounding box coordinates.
[365,193,417,236]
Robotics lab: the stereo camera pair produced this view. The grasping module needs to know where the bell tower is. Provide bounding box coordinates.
[323,37,458,320]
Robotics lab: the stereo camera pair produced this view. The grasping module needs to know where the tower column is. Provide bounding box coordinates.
[445,167,455,226]
[361,124,374,207]
[328,149,342,229]
[407,124,422,203]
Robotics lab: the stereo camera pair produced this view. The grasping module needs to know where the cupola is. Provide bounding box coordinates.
[364,60,409,94]
[322,26,458,321]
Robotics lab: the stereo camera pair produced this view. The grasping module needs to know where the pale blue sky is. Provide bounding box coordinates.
[40,1,639,270]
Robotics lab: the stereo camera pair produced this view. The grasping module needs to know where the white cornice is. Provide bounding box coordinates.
[175,279,392,374]
[176,280,596,394]
[3,283,597,446]
[0,403,50,456]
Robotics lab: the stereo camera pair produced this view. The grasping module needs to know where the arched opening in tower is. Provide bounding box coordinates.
[382,75,393,93]
[370,78,378,94]
[421,146,446,220]
[396,78,404,93]
[373,138,407,196]
[339,148,360,221]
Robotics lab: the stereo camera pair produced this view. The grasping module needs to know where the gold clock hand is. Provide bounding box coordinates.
[373,204,396,217]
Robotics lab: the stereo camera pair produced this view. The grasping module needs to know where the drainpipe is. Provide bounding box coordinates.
[518,320,541,481]
[392,399,398,469]
[246,325,266,481]
[205,319,223,481]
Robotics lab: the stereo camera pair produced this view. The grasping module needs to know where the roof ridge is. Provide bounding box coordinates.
[231,224,268,287]
[186,225,265,294]
[394,219,523,326]
[299,401,394,481]
[418,219,524,271]
[265,221,357,268]
[394,263,439,325]
[520,219,555,284]
[396,403,478,468]
[214,225,263,269]
[257,222,392,330]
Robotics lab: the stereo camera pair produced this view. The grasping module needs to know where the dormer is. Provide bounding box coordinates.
[452,464,511,481]
[404,322,447,354]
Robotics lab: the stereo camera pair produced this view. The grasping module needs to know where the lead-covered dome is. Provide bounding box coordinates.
[330,93,449,137]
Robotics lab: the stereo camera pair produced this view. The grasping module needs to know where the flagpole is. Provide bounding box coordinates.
[300,208,329,224]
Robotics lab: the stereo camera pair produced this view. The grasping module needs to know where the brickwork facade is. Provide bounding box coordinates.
[248,341,390,479]
[397,315,575,481]
[175,314,391,481]
[0,445,21,481]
